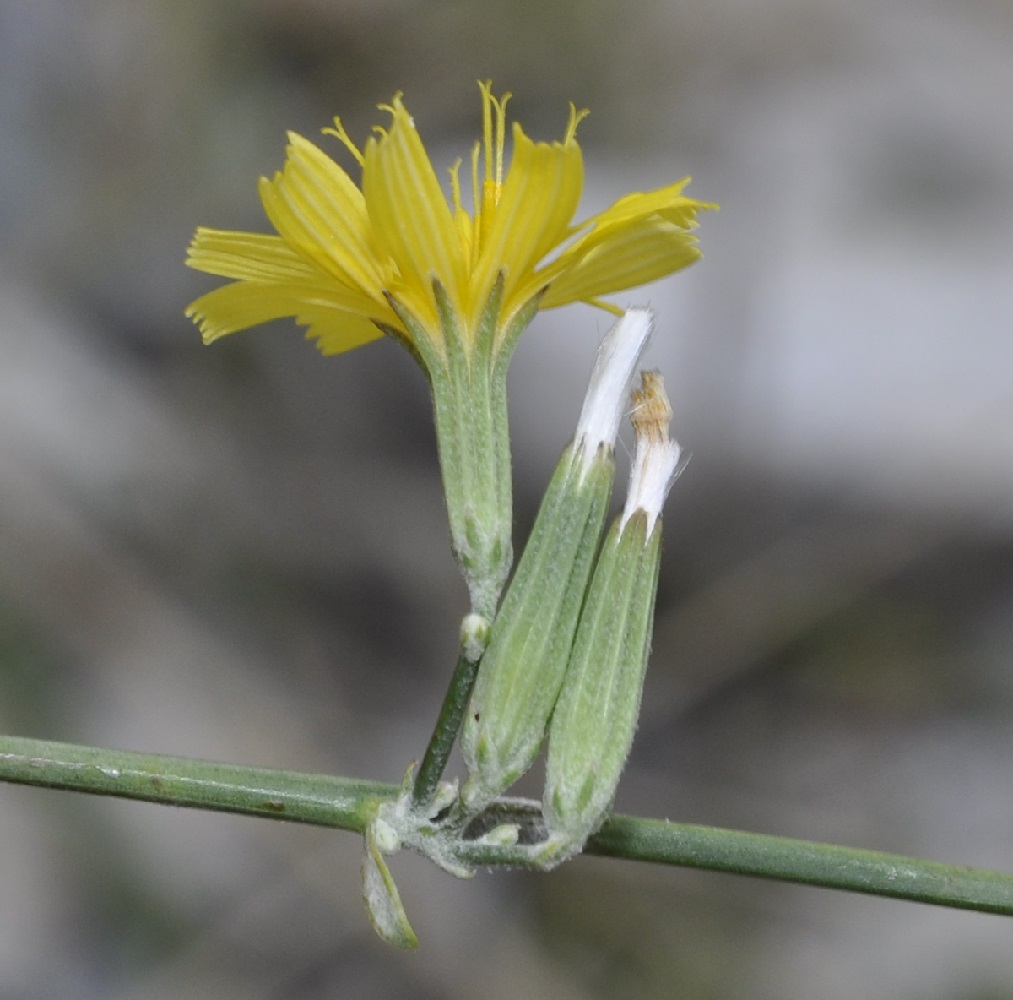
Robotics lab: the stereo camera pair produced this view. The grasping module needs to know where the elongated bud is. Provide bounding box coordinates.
[540,370,682,866]
[460,309,655,812]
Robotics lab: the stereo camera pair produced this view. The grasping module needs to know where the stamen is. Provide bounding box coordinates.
[449,159,476,265]
[479,80,494,185]
[448,159,464,213]
[322,117,365,167]
[470,142,481,217]
[565,103,590,144]
[373,92,409,139]
[377,91,405,117]
[493,91,511,188]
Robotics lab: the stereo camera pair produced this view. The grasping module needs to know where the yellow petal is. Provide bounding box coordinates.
[186,279,392,345]
[295,309,386,355]
[186,228,320,281]
[469,124,583,326]
[186,87,714,365]
[362,98,467,332]
[540,219,702,309]
[585,180,705,229]
[258,133,389,296]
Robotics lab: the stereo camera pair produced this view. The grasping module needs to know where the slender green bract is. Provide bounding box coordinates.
[363,817,419,949]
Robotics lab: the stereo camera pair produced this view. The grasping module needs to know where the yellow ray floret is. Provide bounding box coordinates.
[186,83,713,359]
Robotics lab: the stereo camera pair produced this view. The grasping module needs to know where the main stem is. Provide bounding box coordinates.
[3,733,1013,918]
[0,733,390,829]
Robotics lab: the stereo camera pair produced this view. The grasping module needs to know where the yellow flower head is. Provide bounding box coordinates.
[186,83,712,362]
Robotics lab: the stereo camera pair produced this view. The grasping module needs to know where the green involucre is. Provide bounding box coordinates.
[406,278,543,620]
[541,510,662,864]
[461,443,615,811]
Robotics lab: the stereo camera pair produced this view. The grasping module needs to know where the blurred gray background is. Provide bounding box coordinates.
[1,1,1012,997]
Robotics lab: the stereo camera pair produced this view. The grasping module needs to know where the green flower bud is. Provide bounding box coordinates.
[460,309,655,812]
[540,371,682,866]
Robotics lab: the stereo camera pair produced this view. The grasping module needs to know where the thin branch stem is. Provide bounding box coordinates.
[2,733,1012,917]
[411,646,481,807]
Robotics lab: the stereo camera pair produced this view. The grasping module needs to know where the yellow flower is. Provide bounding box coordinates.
[185,83,712,619]
[185,82,710,361]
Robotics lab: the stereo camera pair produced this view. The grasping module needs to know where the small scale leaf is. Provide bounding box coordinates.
[361,821,418,949]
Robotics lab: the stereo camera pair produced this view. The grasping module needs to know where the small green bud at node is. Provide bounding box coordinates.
[372,816,401,853]
[460,613,492,662]
[426,779,459,819]
[478,823,521,847]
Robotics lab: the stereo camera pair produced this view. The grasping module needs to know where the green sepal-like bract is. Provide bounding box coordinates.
[362,818,419,950]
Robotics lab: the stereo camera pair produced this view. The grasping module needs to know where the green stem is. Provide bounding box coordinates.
[411,646,482,808]
[586,816,1013,916]
[2,733,1012,917]
[0,733,391,830]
